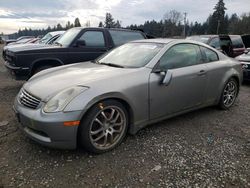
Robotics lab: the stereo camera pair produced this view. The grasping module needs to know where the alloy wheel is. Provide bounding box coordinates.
[89,106,126,150]
[223,80,237,107]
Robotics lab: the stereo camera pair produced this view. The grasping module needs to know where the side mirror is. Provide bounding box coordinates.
[75,39,86,47]
[154,69,173,86]
[162,70,173,86]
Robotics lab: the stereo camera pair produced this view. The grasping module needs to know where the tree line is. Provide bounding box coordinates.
[8,0,250,39]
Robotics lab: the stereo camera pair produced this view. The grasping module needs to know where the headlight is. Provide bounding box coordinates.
[43,86,88,113]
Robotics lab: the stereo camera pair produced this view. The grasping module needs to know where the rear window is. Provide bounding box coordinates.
[230,36,245,48]
[201,46,219,62]
[209,37,220,49]
[109,30,145,46]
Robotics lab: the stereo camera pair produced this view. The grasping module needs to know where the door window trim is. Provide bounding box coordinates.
[199,46,219,63]
[153,43,205,71]
[71,29,108,48]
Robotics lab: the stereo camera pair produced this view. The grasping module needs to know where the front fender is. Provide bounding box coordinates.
[64,90,135,115]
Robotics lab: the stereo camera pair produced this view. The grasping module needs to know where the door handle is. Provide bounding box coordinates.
[197,70,206,76]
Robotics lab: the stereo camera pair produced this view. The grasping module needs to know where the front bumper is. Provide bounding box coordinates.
[4,61,30,80]
[13,97,82,149]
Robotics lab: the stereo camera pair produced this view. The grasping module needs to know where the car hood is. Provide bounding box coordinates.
[24,62,139,101]
[8,43,61,53]
[5,43,47,51]
[235,53,250,62]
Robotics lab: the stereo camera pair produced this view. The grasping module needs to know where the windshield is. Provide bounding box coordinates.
[39,33,52,44]
[97,43,163,68]
[15,38,32,44]
[55,28,81,46]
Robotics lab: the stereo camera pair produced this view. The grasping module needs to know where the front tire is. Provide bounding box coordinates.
[79,100,128,154]
[219,78,238,110]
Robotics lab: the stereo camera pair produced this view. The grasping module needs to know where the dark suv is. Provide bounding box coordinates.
[187,35,246,57]
[4,27,147,80]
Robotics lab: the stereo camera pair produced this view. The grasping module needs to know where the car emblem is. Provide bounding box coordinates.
[242,64,248,69]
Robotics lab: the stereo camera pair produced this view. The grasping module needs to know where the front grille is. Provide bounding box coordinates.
[5,50,15,63]
[19,89,41,109]
[6,54,13,62]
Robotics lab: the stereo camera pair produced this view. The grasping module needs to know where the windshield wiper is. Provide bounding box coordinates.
[99,62,124,68]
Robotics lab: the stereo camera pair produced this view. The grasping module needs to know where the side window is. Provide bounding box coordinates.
[201,46,219,62]
[209,38,220,49]
[79,31,105,47]
[109,30,145,46]
[158,44,202,70]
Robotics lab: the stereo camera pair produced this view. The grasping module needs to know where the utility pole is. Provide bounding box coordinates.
[183,12,187,38]
[216,20,220,34]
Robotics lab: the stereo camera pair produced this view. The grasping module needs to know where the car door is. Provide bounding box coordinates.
[66,30,109,64]
[149,43,208,120]
[199,46,227,104]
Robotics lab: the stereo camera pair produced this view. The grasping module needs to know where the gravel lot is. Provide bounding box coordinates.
[0,44,249,188]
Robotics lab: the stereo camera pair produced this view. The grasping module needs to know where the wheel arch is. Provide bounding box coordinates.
[30,58,64,76]
[216,73,240,104]
[76,96,135,145]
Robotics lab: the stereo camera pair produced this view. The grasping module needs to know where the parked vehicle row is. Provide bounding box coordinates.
[4,36,34,45]
[4,27,146,80]
[187,35,246,57]
[2,31,65,61]
[12,38,242,153]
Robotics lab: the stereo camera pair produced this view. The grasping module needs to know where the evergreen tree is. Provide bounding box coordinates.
[98,21,103,27]
[208,0,227,34]
[104,13,115,28]
[74,18,81,27]
[56,23,63,30]
[228,13,239,34]
[65,21,72,29]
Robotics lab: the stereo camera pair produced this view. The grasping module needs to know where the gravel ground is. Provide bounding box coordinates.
[0,44,249,188]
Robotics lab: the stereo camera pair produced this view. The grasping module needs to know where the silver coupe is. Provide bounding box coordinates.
[13,39,243,153]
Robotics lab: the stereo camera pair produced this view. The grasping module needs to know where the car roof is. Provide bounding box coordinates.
[131,38,207,45]
[131,38,175,44]
[188,35,218,38]
[70,27,144,33]
[130,38,218,49]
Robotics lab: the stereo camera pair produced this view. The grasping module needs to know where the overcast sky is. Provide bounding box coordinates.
[0,0,249,34]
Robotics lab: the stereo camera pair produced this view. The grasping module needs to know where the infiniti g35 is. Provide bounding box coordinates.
[13,39,243,153]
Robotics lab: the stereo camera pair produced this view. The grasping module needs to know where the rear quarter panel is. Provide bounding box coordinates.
[204,56,242,105]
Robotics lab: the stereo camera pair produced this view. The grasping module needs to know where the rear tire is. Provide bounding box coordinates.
[218,78,238,110]
[79,100,128,154]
